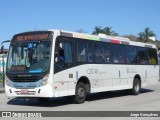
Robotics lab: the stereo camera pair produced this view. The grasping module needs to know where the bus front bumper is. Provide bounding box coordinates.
[5,83,54,98]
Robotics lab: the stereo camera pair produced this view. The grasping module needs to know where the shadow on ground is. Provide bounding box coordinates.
[7,88,154,107]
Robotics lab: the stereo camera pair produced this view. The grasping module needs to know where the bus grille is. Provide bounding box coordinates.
[11,77,39,82]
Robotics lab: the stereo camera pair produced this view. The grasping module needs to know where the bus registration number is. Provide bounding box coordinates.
[20,89,29,94]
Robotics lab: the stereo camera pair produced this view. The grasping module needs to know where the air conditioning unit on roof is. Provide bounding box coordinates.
[97,33,111,38]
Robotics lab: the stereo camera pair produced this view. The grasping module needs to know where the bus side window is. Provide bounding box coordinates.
[55,42,65,62]
[58,42,72,65]
[63,42,72,64]
[137,48,148,64]
[104,44,111,63]
[55,42,65,70]
[112,44,125,64]
[77,42,87,62]
[87,43,94,63]
[148,48,158,65]
[125,46,137,64]
[55,38,73,71]
[95,43,106,63]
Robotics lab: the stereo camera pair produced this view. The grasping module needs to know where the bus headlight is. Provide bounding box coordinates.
[40,75,48,86]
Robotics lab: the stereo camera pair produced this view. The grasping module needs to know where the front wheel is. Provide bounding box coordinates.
[132,78,141,95]
[74,82,86,104]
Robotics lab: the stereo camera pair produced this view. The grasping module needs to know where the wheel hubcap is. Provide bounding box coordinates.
[77,87,84,98]
[135,83,140,92]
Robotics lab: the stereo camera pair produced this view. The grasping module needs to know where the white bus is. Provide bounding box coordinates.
[5,30,159,103]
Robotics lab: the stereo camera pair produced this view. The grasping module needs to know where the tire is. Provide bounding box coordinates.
[74,82,86,104]
[37,98,50,102]
[132,78,141,95]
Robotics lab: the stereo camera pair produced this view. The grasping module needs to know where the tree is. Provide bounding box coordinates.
[92,26,103,34]
[92,26,118,36]
[138,27,156,43]
[104,27,116,36]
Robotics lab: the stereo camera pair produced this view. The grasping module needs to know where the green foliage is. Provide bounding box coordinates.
[138,27,156,43]
[0,73,4,83]
[92,26,119,36]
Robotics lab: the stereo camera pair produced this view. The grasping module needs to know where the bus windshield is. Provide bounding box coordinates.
[7,41,52,73]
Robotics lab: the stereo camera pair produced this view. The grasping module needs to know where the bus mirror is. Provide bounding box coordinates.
[1,40,10,53]
[1,45,4,53]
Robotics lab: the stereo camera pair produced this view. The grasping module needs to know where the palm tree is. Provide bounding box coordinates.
[92,26,103,34]
[92,26,118,36]
[103,27,115,35]
[138,27,156,43]
[138,32,145,42]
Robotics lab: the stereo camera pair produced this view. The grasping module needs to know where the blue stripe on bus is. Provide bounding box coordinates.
[29,70,43,73]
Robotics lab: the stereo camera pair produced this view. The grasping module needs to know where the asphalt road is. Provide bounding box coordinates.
[0,84,160,120]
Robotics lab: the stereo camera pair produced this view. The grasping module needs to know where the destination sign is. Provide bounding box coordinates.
[14,33,50,41]
[11,65,26,71]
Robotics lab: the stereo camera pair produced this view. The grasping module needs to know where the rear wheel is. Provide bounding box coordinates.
[74,82,86,104]
[132,78,141,95]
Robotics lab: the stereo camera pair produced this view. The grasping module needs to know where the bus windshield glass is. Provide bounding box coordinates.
[7,32,52,73]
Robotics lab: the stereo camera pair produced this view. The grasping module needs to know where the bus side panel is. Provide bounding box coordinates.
[53,64,159,97]
[88,64,112,93]
[146,65,159,85]
[112,65,133,90]
[54,64,114,96]
[53,67,77,97]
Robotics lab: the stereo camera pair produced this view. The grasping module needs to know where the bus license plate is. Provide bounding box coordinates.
[20,89,29,94]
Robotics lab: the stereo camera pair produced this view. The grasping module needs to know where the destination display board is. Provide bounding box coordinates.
[13,32,51,42]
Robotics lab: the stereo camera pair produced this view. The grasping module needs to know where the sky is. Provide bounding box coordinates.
[0,0,160,48]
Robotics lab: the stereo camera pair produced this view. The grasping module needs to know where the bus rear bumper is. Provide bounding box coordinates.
[5,83,54,98]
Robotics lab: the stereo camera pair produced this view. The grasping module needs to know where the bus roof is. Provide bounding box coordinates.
[59,30,157,49]
[14,29,157,49]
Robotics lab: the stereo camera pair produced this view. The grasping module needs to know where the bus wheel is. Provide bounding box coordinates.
[74,82,86,104]
[37,98,50,102]
[132,78,141,95]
